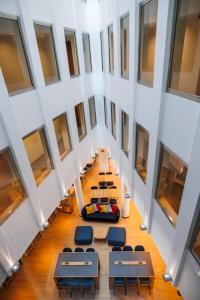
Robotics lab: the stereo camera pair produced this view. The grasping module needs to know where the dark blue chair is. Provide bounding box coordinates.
[112,246,121,251]
[123,245,133,251]
[109,199,117,205]
[86,248,95,252]
[113,277,126,295]
[81,278,96,297]
[62,247,72,252]
[134,245,145,251]
[126,277,139,295]
[101,198,108,204]
[90,198,98,203]
[74,247,84,252]
[56,278,82,297]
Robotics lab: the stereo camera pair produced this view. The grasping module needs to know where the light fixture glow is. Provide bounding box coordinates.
[140,224,147,231]
[11,262,20,273]
[162,273,172,281]
[43,221,49,229]
[125,193,131,199]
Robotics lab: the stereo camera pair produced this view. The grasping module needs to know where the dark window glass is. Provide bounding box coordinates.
[53,113,72,160]
[108,24,114,74]
[156,145,188,227]
[34,24,59,84]
[64,29,80,77]
[138,0,158,85]
[100,31,105,71]
[75,103,87,140]
[104,96,108,127]
[23,128,52,185]
[88,96,97,129]
[121,111,129,157]
[0,148,26,224]
[135,124,149,183]
[111,101,116,139]
[82,33,92,73]
[190,212,200,264]
[168,0,200,98]
[0,17,33,94]
[121,14,129,78]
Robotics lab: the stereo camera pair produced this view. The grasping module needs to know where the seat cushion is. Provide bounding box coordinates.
[74,226,93,245]
[107,227,126,246]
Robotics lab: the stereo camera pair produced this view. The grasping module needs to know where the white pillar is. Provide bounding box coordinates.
[74,178,85,216]
[121,182,130,218]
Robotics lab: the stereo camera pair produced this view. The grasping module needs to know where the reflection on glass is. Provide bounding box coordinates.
[135,124,149,183]
[100,31,105,71]
[75,102,87,140]
[169,0,200,97]
[121,15,129,78]
[64,29,80,77]
[111,101,116,139]
[138,0,158,85]
[88,96,97,129]
[53,113,72,160]
[104,96,108,127]
[34,24,59,84]
[0,148,26,223]
[121,111,129,157]
[0,17,33,94]
[156,145,188,227]
[23,128,52,185]
[82,33,92,73]
[191,215,200,263]
[108,24,114,74]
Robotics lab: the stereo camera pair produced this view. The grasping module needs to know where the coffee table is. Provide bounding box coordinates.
[94,227,107,242]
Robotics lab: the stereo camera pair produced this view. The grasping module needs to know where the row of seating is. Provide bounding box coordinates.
[112,244,151,296]
[57,277,95,297]
[99,172,112,175]
[90,197,117,205]
[63,247,95,252]
[91,185,117,189]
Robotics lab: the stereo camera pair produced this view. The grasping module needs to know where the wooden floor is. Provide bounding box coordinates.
[0,157,182,300]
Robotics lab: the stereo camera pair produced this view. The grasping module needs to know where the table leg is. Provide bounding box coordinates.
[109,277,113,289]
[95,277,99,289]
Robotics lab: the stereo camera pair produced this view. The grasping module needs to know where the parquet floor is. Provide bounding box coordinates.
[0,157,182,300]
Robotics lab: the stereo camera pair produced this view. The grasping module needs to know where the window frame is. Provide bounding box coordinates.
[135,123,149,184]
[0,147,27,225]
[88,96,97,129]
[110,101,116,139]
[53,112,72,160]
[82,32,93,73]
[64,28,80,78]
[190,207,200,265]
[74,102,87,141]
[166,0,200,103]
[104,96,108,128]
[155,143,188,227]
[121,110,129,157]
[108,24,114,75]
[100,30,105,72]
[137,0,157,88]
[34,21,60,85]
[0,13,34,96]
[120,12,129,80]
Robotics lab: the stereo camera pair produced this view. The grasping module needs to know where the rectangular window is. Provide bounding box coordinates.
[190,210,200,264]
[53,113,72,160]
[111,101,116,139]
[138,0,158,86]
[82,33,92,73]
[75,103,87,141]
[104,96,108,127]
[168,0,200,99]
[88,96,97,129]
[120,14,129,78]
[156,145,188,227]
[100,31,105,71]
[0,148,26,224]
[34,23,59,84]
[23,128,52,185]
[0,16,33,95]
[135,124,149,184]
[121,111,129,157]
[64,29,80,77]
[108,24,114,74]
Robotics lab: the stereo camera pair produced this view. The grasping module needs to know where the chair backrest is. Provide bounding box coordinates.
[63,247,72,252]
[86,248,95,252]
[107,181,114,186]
[110,186,117,189]
[99,172,105,175]
[91,186,98,189]
[99,181,106,186]
[106,172,112,175]
[101,198,108,204]
[74,247,84,252]
[123,245,133,251]
[112,246,122,251]
[134,245,145,251]
[91,198,98,203]
[109,199,117,205]
[100,186,107,189]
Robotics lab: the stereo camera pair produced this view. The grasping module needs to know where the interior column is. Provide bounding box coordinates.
[74,178,85,216]
[121,182,130,218]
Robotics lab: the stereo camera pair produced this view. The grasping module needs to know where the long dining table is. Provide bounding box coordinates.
[109,251,155,292]
[54,252,99,288]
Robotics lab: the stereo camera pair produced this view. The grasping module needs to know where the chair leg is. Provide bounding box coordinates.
[81,287,84,298]
[125,283,127,296]
[70,287,73,298]
[113,285,115,295]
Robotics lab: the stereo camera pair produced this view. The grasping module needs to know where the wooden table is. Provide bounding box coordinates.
[109,251,154,291]
[54,252,99,288]
[94,227,107,242]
